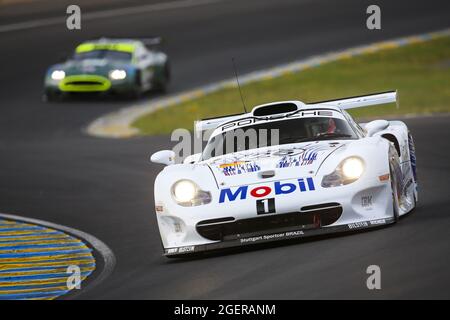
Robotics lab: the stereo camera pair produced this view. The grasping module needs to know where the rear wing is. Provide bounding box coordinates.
[88,37,163,49]
[310,90,397,110]
[141,37,163,49]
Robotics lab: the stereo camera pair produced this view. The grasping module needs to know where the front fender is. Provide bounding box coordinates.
[316,137,391,182]
[154,163,218,209]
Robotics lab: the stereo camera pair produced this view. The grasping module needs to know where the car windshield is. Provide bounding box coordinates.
[202,116,357,160]
[73,50,132,61]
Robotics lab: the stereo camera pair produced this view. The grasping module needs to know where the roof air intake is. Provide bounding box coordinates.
[252,102,298,116]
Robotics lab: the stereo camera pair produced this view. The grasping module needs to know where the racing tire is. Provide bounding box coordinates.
[127,71,142,100]
[43,89,62,102]
[153,62,170,93]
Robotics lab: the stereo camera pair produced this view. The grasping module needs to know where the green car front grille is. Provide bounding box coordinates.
[59,75,111,92]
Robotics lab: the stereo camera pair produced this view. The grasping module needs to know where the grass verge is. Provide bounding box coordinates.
[133,36,450,135]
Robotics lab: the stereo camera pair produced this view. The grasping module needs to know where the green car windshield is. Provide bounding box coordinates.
[73,50,132,61]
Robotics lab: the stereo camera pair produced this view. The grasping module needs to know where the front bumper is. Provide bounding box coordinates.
[164,217,395,257]
[157,175,394,257]
[44,74,136,94]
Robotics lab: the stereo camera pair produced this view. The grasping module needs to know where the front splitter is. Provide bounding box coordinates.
[164,217,395,257]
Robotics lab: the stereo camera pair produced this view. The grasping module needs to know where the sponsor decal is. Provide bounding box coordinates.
[155,205,164,213]
[221,110,337,131]
[167,246,195,254]
[278,151,318,167]
[210,143,333,170]
[256,198,276,214]
[240,230,304,243]
[219,161,246,168]
[408,133,417,182]
[210,148,298,165]
[378,173,390,182]
[400,162,413,197]
[301,152,318,165]
[276,144,331,168]
[348,221,369,229]
[219,177,316,203]
[370,219,386,226]
[219,161,261,176]
[178,246,195,253]
[361,195,373,209]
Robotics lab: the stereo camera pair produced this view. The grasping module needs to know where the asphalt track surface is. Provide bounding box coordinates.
[0,0,449,299]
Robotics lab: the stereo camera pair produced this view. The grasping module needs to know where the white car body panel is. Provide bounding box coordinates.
[152,91,417,257]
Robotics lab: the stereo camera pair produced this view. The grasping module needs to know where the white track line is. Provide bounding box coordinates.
[0,212,116,299]
[0,0,222,33]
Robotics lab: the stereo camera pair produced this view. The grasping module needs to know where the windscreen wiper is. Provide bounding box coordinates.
[314,133,352,140]
[279,136,311,144]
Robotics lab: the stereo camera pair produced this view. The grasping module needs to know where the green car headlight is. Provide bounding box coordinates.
[109,69,127,80]
[51,70,65,80]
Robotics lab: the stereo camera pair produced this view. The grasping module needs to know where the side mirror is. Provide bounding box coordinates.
[365,120,389,137]
[183,153,202,164]
[150,150,175,166]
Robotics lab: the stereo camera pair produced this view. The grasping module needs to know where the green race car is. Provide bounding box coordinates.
[44,37,170,101]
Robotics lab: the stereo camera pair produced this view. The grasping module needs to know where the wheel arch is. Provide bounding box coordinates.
[375,120,409,161]
[381,133,401,156]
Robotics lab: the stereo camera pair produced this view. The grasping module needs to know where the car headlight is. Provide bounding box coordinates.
[51,70,65,80]
[109,69,127,80]
[171,180,212,207]
[321,156,365,188]
[342,157,364,180]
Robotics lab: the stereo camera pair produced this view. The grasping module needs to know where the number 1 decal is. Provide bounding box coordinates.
[257,198,276,215]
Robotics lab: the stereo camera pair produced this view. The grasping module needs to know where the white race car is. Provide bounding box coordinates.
[151,91,418,257]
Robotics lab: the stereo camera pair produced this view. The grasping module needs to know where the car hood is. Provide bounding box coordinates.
[59,59,130,76]
[204,140,349,187]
